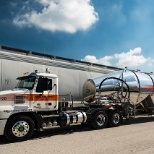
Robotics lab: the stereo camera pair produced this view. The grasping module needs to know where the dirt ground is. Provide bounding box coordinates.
[0,116,154,154]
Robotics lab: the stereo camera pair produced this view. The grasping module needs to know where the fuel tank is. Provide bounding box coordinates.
[82,70,154,105]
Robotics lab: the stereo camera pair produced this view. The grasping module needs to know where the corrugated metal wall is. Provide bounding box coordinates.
[0,59,103,100]
[0,48,120,101]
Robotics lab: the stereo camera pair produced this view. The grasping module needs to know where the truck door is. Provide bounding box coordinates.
[34,76,58,111]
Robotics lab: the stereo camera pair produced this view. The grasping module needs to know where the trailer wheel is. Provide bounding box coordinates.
[4,115,34,142]
[108,111,122,127]
[91,111,108,129]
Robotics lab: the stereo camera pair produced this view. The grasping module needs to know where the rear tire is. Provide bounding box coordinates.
[108,111,122,127]
[91,111,108,129]
[4,115,34,142]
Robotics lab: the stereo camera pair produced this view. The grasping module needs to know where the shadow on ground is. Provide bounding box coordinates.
[0,115,154,144]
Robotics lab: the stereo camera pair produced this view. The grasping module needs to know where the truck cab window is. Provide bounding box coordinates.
[16,76,36,90]
[47,79,52,90]
[36,77,52,92]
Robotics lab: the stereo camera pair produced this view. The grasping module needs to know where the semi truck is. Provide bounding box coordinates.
[1,67,154,142]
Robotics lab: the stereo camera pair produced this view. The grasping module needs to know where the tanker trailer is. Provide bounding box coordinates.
[82,69,154,114]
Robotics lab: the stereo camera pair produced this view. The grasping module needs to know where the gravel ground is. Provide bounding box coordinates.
[0,116,154,154]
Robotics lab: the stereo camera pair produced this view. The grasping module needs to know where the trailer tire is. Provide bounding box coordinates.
[91,111,108,129]
[4,115,35,142]
[108,110,122,127]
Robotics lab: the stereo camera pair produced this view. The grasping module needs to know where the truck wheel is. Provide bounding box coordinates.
[91,111,108,129]
[108,111,122,127]
[4,115,34,142]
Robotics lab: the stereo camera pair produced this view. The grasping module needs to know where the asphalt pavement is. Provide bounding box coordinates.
[0,115,154,154]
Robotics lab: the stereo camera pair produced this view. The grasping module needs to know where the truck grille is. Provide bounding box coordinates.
[14,96,25,104]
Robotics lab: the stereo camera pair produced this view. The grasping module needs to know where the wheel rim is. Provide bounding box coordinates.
[96,114,106,126]
[12,121,30,137]
[112,113,120,125]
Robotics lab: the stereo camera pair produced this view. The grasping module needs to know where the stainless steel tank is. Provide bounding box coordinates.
[83,69,154,106]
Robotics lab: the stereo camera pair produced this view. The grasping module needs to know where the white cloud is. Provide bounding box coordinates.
[82,47,153,71]
[114,47,149,67]
[81,55,113,66]
[13,0,98,33]
[82,55,98,63]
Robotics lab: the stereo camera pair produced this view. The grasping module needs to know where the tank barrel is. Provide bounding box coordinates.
[82,69,154,106]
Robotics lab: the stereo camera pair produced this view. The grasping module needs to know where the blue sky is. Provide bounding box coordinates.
[0,0,154,72]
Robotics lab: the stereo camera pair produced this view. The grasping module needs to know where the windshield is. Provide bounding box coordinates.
[16,76,36,90]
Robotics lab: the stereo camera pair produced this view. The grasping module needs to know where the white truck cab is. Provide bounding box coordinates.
[0,70,59,137]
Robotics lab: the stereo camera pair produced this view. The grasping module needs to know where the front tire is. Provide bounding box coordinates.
[91,111,108,129]
[4,115,34,142]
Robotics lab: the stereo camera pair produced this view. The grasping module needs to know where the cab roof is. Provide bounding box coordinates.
[18,72,58,79]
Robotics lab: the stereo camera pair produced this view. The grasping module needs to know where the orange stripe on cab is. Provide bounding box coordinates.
[25,94,59,101]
